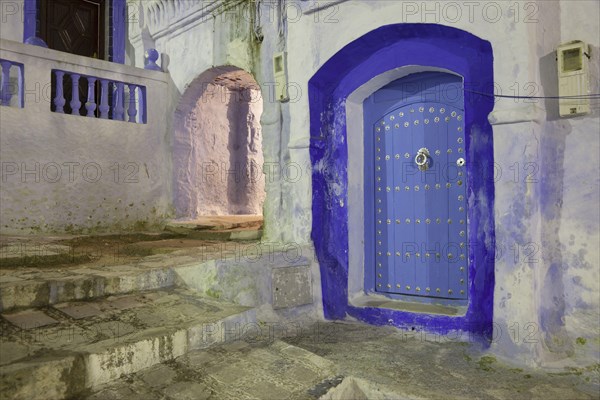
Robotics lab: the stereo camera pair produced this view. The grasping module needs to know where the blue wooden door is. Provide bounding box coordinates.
[365,72,467,300]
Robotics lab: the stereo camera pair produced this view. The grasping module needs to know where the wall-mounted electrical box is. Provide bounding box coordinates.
[557,40,591,117]
[273,52,289,102]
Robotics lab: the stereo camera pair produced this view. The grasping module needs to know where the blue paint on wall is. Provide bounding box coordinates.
[23,0,38,42]
[111,0,126,64]
[309,24,496,340]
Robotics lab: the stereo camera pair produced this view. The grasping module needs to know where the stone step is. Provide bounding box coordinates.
[0,233,195,312]
[166,215,263,231]
[165,228,263,241]
[0,259,179,312]
[0,243,85,268]
[83,339,339,400]
[0,288,255,400]
[1,239,313,315]
[0,233,180,269]
[165,215,263,241]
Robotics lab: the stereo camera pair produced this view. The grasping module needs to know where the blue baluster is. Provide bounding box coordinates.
[53,70,65,113]
[1,60,12,106]
[99,79,109,119]
[70,74,81,114]
[138,87,145,123]
[127,84,137,123]
[113,82,125,120]
[85,77,97,117]
[17,63,23,108]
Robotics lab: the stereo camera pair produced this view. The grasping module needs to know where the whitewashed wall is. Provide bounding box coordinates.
[555,0,600,368]
[0,39,172,233]
[0,0,24,42]
[127,0,286,240]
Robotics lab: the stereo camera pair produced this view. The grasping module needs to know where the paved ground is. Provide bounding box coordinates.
[1,232,597,399]
[84,322,599,400]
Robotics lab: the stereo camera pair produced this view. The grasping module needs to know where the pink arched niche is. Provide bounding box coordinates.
[172,66,264,219]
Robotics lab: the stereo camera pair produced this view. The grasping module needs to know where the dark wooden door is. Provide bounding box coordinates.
[41,0,106,116]
[40,0,106,59]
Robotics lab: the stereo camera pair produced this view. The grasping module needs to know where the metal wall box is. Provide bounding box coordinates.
[557,41,591,117]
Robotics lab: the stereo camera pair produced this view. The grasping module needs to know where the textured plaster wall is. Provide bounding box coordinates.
[127,0,286,239]
[555,0,600,366]
[489,0,599,368]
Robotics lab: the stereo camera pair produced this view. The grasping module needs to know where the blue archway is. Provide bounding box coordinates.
[309,24,496,340]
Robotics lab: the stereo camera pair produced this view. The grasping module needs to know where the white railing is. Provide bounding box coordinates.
[0,39,166,124]
[50,69,146,123]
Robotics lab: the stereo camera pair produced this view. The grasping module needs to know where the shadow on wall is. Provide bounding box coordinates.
[172,66,265,218]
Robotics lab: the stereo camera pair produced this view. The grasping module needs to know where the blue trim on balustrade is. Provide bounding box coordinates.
[308,23,496,341]
[23,0,126,64]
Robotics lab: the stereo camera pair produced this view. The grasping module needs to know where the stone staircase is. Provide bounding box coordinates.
[0,288,255,399]
[84,339,340,400]
[1,226,596,400]
[0,215,307,399]
[0,216,265,313]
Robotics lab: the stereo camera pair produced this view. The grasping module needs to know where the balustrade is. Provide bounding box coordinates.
[51,69,146,123]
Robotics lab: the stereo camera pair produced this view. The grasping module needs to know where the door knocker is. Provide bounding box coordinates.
[415,148,431,171]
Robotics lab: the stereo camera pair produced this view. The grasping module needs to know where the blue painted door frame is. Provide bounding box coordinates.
[23,0,126,63]
[308,24,495,340]
[364,72,468,302]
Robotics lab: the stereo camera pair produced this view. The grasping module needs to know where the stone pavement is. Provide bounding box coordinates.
[1,233,597,399]
[84,322,599,400]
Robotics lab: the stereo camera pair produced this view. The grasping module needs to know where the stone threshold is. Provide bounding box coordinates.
[350,293,467,316]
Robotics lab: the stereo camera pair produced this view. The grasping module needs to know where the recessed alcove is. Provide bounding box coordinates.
[172,67,265,224]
